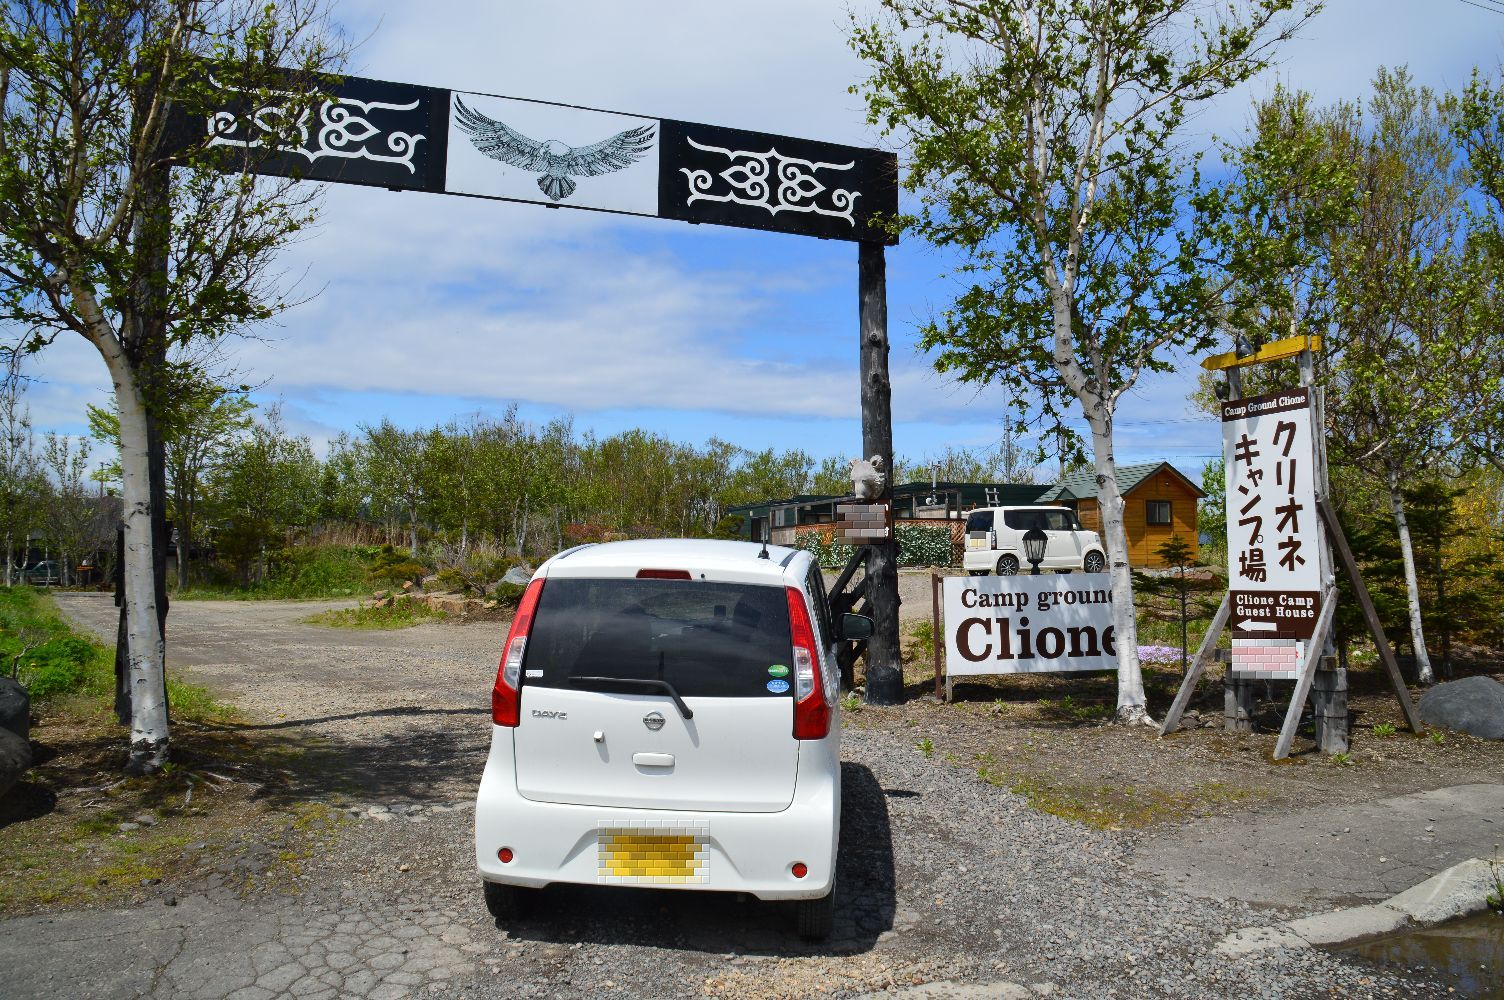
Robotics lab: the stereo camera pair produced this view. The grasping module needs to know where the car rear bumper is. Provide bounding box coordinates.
[474,725,839,901]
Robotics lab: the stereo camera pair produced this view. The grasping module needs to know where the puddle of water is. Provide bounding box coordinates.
[1336,911,1503,998]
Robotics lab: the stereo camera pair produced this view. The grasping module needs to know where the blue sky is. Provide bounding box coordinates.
[33,0,1504,483]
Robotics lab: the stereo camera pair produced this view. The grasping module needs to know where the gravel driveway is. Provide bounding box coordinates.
[10,593,1449,999]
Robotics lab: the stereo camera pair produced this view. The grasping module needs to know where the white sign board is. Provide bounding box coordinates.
[943,575,1117,675]
[1221,388,1322,639]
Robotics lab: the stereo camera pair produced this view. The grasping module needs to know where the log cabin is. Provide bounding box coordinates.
[1034,462,1204,566]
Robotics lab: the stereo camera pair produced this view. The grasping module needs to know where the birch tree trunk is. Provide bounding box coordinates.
[1386,466,1434,684]
[1087,414,1150,722]
[76,279,169,772]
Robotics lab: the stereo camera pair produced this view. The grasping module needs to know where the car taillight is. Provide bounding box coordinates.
[492,577,544,727]
[636,569,692,579]
[786,586,830,740]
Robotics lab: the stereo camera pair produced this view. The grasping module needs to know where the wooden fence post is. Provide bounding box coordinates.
[931,571,943,700]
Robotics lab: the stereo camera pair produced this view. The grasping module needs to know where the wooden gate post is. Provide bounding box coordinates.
[859,241,902,705]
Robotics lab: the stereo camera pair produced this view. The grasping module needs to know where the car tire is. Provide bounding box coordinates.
[995,555,1020,576]
[1083,551,1106,574]
[482,880,533,922]
[796,886,834,941]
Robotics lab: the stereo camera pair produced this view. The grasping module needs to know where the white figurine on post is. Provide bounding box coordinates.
[849,455,886,500]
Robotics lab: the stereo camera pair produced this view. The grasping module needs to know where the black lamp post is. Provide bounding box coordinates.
[1022,526,1048,575]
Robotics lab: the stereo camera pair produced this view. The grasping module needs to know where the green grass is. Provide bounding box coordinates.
[976,765,1261,829]
[0,587,112,700]
[0,586,234,723]
[176,544,378,601]
[302,599,447,630]
[1037,694,1113,723]
[165,678,238,723]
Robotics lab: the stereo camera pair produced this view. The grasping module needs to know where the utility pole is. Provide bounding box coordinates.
[859,241,901,705]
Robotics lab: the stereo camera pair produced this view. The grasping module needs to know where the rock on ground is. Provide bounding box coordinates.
[0,726,33,798]
[1418,676,1504,740]
[0,676,29,739]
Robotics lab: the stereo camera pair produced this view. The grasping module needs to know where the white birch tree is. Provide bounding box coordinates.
[0,0,338,771]
[850,0,1315,722]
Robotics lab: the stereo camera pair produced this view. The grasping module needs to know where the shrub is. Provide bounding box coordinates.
[271,545,375,598]
[492,581,527,605]
[896,524,953,567]
[367,545,428,589]
[433,543,518,598]
[793,531,855,569]
[19,636,96,699]
[795,523,955,568]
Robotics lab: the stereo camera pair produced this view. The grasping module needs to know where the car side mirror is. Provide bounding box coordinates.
[839,613,874,641]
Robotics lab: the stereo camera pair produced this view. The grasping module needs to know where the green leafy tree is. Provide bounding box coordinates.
[849,0,1314,723]
[41,434,93,586]
[213,406,319,584]
[0,0,339,771]
[88,370,254,588]
[1451,68,1504,472]
[0,372,42,584]
[1199,458,1226,565]
[1153,534,1196,674]
[1237,71,1504,684]
[362,419,434,558]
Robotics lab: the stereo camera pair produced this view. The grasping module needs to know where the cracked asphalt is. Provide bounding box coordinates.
[0,593,1491,999]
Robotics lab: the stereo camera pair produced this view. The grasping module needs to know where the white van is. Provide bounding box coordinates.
[475,539,869,940]
[962,506,1107,575]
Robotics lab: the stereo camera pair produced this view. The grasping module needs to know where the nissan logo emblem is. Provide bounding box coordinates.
[642,712,665,732]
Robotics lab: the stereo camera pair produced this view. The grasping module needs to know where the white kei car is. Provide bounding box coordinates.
[962,505,1108,575]
[475,539,869,940]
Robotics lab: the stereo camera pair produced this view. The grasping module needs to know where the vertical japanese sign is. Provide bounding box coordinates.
[1222,389,1322,639]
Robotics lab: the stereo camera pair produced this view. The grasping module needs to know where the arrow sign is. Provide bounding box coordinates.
[1229,588,1322,639]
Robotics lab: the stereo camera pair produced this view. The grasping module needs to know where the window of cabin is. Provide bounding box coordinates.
[1146,500,1172,526]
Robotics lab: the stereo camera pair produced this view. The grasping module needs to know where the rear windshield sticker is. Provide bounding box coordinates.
[766,678,790,694]
[767,664,789,678]
[525,669,543,678]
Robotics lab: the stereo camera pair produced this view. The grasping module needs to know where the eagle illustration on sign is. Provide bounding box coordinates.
[452,96,655,202]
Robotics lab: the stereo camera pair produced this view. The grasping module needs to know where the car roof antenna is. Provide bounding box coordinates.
[757,522,770,560]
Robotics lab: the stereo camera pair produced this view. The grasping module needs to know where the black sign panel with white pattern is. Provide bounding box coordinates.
[184,72,898,244]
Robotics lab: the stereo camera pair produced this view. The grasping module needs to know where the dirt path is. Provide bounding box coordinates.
[4,594,1475,999]
[58,593,505,802]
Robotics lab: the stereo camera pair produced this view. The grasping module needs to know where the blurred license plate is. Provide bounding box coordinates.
[966,538,985,549]
[596,827,707,884]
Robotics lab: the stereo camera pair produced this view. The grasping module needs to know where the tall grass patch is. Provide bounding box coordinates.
[180,544,377,600]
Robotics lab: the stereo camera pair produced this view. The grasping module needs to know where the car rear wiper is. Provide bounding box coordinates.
[568,676,694,720]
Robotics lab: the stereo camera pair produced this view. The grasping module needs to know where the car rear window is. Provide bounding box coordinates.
[522,578,795,698]
[965,510,993,533]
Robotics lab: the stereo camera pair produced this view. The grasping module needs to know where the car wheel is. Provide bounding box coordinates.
[482,880,533,922]
[996,555,1020,576]
[1083,551,1106,574]
[968,569,989,577]
[796,886,834,941]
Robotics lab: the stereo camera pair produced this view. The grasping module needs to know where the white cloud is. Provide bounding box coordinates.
[21,0,1504,470]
